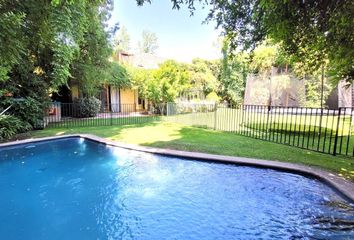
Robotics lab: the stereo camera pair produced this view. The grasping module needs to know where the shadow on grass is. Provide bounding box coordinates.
[18,121,163,141]
[15,121,354,180]
[139,126,354,180]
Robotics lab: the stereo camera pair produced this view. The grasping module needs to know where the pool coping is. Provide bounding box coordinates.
[1,134,354,202]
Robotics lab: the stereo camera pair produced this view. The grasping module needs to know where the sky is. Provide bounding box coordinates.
[109,0,222,63]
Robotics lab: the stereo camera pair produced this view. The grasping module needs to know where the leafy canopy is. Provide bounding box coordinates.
[128,60,190,104]
[0,0,116,133]
[0,0,114,99]
[137,0,354,82]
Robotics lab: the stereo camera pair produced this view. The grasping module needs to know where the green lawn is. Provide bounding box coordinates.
[167,108,354,155]
[24,121,354,181]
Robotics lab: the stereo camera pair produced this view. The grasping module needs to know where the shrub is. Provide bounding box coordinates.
[0,115,31,141]
[206,91,220,102]
[73,97,101,118]
[10,97,48,129]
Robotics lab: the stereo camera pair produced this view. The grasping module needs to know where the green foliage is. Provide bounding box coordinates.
[206,91,220,102]
[138,0,354,83]
[128,66,153,97]
[69,1,114,97]
[0,0,113,96]
[250,43,278,73]
[128,60,190,105]
[149,60,190,103]
[0,115,31,141]
[104,62,131,88]
[10,97,48,129]
[73,97,101,118]
[188,58,219,95]
[138,30,159,54]
[0,0,114,133]
[305,74,334,108]
[0,7,25,82]
[219,38,249,105]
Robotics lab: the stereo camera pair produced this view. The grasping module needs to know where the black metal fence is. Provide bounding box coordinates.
[44,103,161,128]
[166,103,354,157]
[44,102,354,157]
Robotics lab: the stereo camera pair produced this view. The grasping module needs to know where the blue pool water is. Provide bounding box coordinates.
[0,138,353,239]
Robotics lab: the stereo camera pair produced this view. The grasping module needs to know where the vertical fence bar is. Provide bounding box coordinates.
[296,108,302,147]
[311,109,318,149]
[250,105,255,138]
[339,108,346,155]
[284,107,289,144]
[322,109,329,153]
[306,108,313,149]
[236,105,241,134]
[288,107,294,145]
[333,108,341,155]
[345,108,351,156]
[292,107,298,146]
[317,108,324,151]
[214,103,217,130]
[275,107,280,142]
[255,105,260,139]
[301,108,308,148]
[328,109,336,154]
[271,106,276,142]
[280,107,285,143]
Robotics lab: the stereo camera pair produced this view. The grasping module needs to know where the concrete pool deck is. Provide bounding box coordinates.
[1,134,354,202]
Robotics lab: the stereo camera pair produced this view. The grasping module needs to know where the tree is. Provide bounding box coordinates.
[138,30,159,54]
[219,39,249,105]
[127,66,152,98]
[0,0,114,131]
[114,26,131,53]
[188,58,219,95]
[105,62,131,88]
[137,0,354,83]
[150,60,190,103]
[129,60,190,105]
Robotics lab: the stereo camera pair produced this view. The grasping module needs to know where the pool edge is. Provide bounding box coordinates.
[1,134,354,202]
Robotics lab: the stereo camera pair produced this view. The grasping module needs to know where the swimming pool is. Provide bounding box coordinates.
[0,137,353,239]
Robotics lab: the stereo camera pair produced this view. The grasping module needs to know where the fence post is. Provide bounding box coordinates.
[110,104,113,126]
[333,108,341,156]
[214,103,218,130]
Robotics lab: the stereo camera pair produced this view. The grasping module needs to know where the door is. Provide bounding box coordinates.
[110,86,120,112]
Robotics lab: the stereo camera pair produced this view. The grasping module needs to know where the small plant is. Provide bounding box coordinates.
[73,97,101,118]
[0,115,31,141]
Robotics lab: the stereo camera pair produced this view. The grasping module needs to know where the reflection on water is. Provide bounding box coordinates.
[0,138,353,240]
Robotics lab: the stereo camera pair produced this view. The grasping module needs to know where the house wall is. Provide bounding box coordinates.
[120,88,136,112]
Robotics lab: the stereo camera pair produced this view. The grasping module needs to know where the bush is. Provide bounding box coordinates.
[10,97,48,129]
[206,91,220,102]
[0,115,31,141]
[73,97,101,118]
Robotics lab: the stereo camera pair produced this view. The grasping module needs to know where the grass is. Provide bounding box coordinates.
[167,109,354,155]
[47,115,160,128]
[22,121,354,181]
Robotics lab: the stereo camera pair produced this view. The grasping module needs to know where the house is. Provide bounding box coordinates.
[52,51,165,113]
[98,51,166,112]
